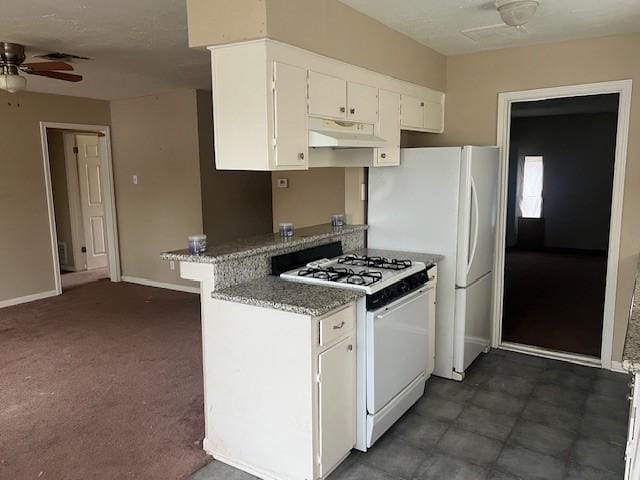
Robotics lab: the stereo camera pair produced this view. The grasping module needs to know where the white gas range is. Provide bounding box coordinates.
[277,247,437,451]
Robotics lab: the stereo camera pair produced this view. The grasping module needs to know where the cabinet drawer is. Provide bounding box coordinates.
[319,304,355,346]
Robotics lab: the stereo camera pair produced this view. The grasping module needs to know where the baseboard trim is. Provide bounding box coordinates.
[0,289,59,309]
[200,446,281,480]
[611,361,628,374]
[499,342,602,368]
[121,276,199,294]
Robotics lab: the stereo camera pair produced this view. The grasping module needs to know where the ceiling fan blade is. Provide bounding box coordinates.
[22,61,74,72]
[26,70,83,82]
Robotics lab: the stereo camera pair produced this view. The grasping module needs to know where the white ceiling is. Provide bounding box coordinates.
[340,0,640,55]
[1,0,211,100]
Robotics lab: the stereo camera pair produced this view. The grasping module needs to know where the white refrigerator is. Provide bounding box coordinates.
[368,146,499,380]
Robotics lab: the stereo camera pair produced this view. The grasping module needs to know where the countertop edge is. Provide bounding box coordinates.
[161,224,368,264]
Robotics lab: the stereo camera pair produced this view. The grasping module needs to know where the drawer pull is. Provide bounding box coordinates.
[332,321,345,330]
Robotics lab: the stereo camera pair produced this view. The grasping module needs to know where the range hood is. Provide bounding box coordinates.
[308,117,386,148]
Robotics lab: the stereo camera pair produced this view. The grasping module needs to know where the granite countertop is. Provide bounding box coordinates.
[622,263,640,373]
[211,276,363,317]
[161,224,367,264]
[348,248,444,266]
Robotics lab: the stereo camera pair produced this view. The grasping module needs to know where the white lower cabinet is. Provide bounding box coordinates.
[318,335,356,477]
[205,298,357,480]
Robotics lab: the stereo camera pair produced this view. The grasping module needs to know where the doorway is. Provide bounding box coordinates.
[41,122,120,294]
[494,81,632,369]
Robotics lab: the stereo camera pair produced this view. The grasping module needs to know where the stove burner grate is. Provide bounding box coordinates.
[338,255,412,270]
[345,270,383,286]
[298,266,352,282]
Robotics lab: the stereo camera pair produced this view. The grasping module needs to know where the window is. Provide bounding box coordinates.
[519,156,544,218]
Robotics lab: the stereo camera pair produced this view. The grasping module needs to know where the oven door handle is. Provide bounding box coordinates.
[374,287,430,320]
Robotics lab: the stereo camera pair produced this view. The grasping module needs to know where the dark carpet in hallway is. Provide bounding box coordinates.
[502,250,607,357]
[0,280,209,480]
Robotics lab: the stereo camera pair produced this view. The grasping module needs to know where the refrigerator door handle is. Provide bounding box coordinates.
[467,176,480,275]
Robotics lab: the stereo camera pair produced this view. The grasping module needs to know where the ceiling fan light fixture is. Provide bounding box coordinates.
[495,0,539,27]
[0,71,27,93]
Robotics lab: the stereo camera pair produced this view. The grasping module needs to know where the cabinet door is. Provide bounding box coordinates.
[318,336,355,477]
[308,70,347,120]
[400,94,425,129]
[347,82,379,124]
[424,100,444,133]
[375,90,401,167]
[273,62,308,168]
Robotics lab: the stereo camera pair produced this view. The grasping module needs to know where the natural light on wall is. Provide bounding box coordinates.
[520,155,544,218]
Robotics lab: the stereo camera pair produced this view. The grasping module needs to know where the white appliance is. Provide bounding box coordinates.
[368,146,499,380]
[280,252,437,450]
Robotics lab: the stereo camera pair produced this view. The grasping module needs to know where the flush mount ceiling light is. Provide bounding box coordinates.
[495,0,540,27]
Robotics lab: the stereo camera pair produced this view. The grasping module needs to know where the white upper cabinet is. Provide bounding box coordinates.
[375,90,401,167]
[347,82,379,124]
[424,100,444,133]
[401,94,444,133]
[401,94,426,129]
[273,62,308,168]
[308,71,347,120]
[208,39,444,171]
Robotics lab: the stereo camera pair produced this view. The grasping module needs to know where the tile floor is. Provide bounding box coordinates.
[190,349,630,480]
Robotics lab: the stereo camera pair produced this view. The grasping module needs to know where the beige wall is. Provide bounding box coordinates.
[110,90,203,288]
[187,0,446,91]
[0,91,109,303]
[196,90,273,243]
[271,169,345,231]
[264,0,446,91]
[440,33,640,362]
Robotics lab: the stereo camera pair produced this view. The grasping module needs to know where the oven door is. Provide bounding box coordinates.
[366,287,432,414]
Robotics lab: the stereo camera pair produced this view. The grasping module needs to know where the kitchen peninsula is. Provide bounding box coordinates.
[162,224,367,479]
[162,224,441,479]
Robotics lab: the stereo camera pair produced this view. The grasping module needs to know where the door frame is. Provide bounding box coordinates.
[40,122,121,294]
[493,80,633,370]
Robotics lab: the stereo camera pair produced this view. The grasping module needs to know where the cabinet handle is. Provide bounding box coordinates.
[347,344,353,351]
[420,102,425,107]
[298,152,305,160]
[350,108,356,114]
[340,107,346,113]
[380,153,387,159]
[332,321,345,330]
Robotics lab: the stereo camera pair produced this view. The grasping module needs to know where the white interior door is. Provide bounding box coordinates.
[456,146,500,287]
[77,134,108,270]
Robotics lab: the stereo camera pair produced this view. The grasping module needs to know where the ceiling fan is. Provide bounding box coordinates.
[0,42,83,94]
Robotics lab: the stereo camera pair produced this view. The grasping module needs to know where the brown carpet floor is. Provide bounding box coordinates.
[0,280,210,480]
[502,250,607,357]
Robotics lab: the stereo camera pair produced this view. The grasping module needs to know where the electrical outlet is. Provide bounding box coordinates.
[277,178,289,189]
[132,175,138,185]
[169,261,175,271]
